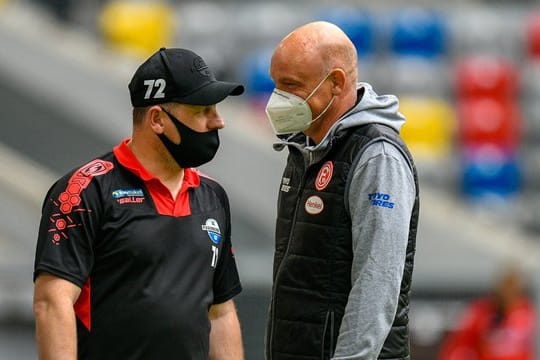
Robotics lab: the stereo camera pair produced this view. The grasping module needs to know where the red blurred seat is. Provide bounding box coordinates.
[526,12,540,60]
[455,56,519,100]
[457,97,522,149]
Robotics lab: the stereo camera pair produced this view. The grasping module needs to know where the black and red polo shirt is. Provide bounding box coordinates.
[34,138,242,360]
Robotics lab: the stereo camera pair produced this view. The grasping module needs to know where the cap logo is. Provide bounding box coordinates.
[192,57,211,77]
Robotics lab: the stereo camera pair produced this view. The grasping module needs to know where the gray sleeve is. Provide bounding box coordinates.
[331,140,415,360]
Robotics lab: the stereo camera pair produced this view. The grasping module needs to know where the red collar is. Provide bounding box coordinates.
[113,138,200,188]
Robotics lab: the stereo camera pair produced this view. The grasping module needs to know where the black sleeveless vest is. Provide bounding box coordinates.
[266,124,420,360]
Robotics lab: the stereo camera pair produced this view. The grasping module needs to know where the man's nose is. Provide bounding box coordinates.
[208,109,225,130]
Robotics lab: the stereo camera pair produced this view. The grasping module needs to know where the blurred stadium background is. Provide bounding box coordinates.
[1,0,540,358]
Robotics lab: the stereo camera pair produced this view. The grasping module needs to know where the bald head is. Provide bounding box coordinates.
[268,21,360,143]
[273,21,358,82]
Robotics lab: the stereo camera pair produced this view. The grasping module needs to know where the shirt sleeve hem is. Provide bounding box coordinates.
[213,283,242,304]
[33,266,86,288]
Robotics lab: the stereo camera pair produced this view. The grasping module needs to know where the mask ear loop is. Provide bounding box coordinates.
[302,70,335,127]
[306,96,335,126]
[304,71,332,102]
[300,94,335,144]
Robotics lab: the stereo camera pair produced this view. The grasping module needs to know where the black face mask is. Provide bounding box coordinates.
[158,109,220,168]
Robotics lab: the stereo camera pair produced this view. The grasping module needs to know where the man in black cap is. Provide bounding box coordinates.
[32,48,245,360]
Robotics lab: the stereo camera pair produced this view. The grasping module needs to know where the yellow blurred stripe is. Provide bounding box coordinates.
[98,0,174,58]
[399,96,456,161]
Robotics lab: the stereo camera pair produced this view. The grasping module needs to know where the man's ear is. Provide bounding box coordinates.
[330,68,347,96]
[148,105,166,134]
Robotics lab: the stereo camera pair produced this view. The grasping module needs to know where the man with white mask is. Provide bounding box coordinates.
[265,71,334,135]
[264,21,420,360]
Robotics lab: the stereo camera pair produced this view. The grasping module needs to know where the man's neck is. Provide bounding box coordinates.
[128,137,185,199]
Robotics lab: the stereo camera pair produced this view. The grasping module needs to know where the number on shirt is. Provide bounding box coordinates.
[211,245,219,268]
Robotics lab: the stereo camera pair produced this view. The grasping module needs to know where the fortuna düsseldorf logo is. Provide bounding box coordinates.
[315,161,333,191]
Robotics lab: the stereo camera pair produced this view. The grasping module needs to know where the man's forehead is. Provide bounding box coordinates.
[271,48,323,81]
[270,60,317,85]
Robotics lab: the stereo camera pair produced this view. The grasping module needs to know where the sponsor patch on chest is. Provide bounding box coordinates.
[305,195,324,215]
[112,188,145,204]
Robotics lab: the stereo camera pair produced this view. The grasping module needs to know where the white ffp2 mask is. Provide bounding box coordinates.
[265,73,334,135]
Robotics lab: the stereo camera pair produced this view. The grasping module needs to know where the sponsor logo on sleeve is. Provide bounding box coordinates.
[368,193,395,209]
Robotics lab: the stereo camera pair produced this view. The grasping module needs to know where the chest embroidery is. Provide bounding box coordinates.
[202,218,222,268]
[315,161,333,191]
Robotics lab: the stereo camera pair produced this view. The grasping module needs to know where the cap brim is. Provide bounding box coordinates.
[172,81,245,106]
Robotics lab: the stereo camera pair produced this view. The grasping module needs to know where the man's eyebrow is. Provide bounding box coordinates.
[277,74,305,85]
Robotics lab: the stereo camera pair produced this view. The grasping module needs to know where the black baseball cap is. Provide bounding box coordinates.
[129,47,244,107]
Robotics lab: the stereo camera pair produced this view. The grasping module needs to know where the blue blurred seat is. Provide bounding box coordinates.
[389,8,447,59]
[460,146,522,201]
[237,47,275,113]
[239,47,274,97]
[316,7,376,58]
